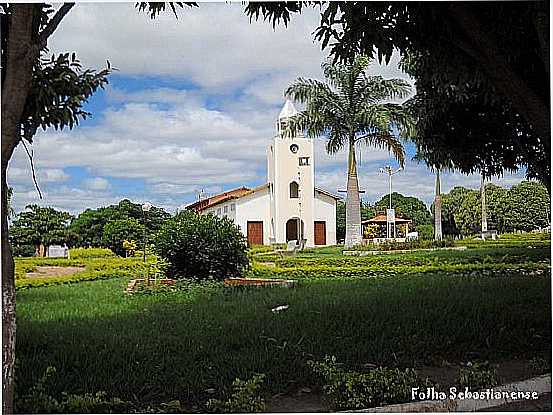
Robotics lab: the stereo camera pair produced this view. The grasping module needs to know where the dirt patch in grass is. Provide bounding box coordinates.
[26,266,85,279]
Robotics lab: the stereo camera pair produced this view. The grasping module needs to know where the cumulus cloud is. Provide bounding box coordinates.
[48,3,326,89]
[6,3,524,215]
[8,167,69,184]
[83,177,111,191]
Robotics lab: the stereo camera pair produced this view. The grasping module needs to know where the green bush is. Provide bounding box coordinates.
[102,219,145,257]
[16,366,135,414]
[154,211,249,281]
[207,374,266,413]
[12,244,36,257]
[352,238,455,251]
[309,356,431,410]
[15,256,151,289]
[69,247,115,259]
[415,224,434,240]
[249,261,550,280]
[456,362,498,390]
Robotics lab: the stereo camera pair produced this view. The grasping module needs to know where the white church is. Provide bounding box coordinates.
[186,100,339,247]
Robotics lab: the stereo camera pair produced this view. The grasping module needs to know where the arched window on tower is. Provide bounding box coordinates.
[290,181,299,199]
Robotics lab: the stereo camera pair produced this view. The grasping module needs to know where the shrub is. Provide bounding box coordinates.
[15,257,152,289]
[12,244,36,257]
[249,260,550,280]
[309,356,431,410]
[154,211,249,281]
[16,366,135,414]
[207,374,266,413]
[415,224,434,240]
[363,224,379,239]
[122,240,138,257]
[69,247,115,259]
[456,362,498,390]
[352,238,455,251]
[102,219,145,257]
[529,356,551,374]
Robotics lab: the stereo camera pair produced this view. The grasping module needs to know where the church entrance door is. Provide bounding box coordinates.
[286,218,304,242]
[286,219,298,241]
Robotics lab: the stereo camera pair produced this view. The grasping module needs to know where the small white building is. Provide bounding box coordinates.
[187,100,339,247]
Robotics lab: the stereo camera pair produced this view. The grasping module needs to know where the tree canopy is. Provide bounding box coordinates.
[102,218,145,257]
[441,181,551,236]
[68,199,170,248]
[9,205,72,256]
[431,186,475,236]
[245,2,550,187]
[374,192,432,226]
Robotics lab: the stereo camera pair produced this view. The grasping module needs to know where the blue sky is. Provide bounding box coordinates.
[7,3,526,214]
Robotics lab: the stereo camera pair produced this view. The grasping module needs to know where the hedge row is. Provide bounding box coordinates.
[350,239,455,251]
[249,261,551,280]
[15,257,152,289]
[69,247,116,259]
[271,249,550,269]
[16,268,139,289]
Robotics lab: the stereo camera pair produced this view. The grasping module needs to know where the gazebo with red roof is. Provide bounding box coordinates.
[362,214,412,239]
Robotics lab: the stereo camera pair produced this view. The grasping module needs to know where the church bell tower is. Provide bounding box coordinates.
[267,100,315,246]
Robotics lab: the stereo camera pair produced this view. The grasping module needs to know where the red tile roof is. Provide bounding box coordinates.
[362,214,412,224]
[186,187,251,212]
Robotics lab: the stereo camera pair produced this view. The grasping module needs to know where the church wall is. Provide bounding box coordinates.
[315,192,337,245]
[235,188,271,245]
[202,202,236,222]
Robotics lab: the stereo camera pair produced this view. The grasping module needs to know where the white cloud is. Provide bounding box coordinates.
[49,4,411,94]
[7,166,69,187]
[6,3,525,216]
[83,177,111,191]
[48,4,325,90]
[8,98,265,203]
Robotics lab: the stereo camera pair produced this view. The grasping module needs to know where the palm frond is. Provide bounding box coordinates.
[357,132,406,166]
[285,78,335,104]
[357,103,416,139]
[356,76,412,104]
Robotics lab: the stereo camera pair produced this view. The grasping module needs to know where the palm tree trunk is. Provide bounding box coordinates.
[481,174,487,234]
[434,170,443,240]
[344,138,362,247]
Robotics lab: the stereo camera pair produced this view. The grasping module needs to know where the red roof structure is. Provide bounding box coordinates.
[186,187,251,213]
[186,184,340,214]
[362,214,412,224]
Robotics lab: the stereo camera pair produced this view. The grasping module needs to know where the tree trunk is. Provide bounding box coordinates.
[2,5,40,413]
[434,170,442,241]
[1,161,16,415]
[344,138,362,247]
[481,174,487,233]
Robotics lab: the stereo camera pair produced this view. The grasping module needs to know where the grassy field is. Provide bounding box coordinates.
[14,234,552,411]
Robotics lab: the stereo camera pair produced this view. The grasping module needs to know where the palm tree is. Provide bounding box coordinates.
[284,56,413,247]
[481,173,488,234]
[434,170,443,240]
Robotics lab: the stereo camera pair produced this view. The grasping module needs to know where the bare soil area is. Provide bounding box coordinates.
[26,266,85,278]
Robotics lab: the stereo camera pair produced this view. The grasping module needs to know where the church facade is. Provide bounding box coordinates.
[186,100,339,247]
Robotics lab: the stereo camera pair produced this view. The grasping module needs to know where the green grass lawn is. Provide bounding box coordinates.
[14,234,552,411]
